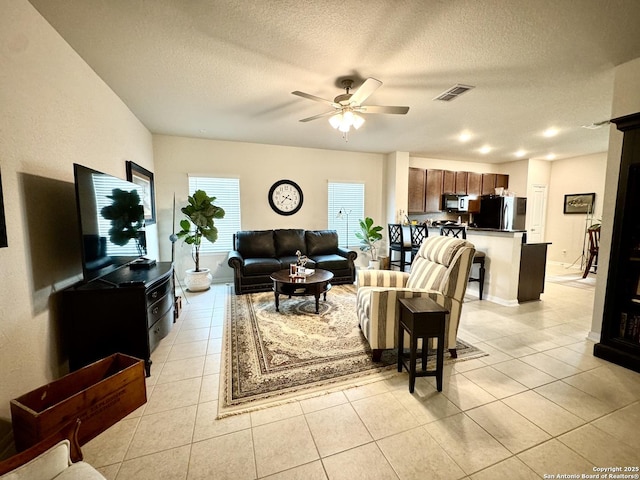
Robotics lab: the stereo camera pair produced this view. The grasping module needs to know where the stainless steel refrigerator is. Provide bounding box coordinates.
[474,195,527,230]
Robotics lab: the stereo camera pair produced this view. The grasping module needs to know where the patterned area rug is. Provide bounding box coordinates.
[219,284,486,417]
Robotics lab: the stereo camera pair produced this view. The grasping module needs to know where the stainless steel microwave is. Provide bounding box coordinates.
[442,194,469,212]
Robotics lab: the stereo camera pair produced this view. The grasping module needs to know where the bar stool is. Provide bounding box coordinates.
[409,224,428,263]
[388,224,412,271]
[440,225,486,300]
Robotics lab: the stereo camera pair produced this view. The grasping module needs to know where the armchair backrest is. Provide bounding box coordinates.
[406,236,475,299]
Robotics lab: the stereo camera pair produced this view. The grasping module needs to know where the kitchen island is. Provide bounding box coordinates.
[427,226,549,305]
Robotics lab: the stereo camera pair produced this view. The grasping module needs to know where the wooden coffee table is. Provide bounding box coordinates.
[270,269,334,314]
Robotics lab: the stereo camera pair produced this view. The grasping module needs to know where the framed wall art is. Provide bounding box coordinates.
[0,169,7,247]
[563,192,595,214]
[126,161,156,225]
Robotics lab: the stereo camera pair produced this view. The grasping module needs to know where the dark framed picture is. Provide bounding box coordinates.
[126,161,156,225]
[0,168,7,248]
[563,193,595,214]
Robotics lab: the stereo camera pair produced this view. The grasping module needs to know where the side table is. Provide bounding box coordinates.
[397,297,449,393]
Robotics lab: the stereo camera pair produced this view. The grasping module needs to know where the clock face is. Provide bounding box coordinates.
[268,180,303,215]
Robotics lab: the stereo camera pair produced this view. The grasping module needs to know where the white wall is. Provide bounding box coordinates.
[152,135,385,279]
[546,153,607,264]
[0,0,154,424]
[499,159,529,198]
[591,56,640,339]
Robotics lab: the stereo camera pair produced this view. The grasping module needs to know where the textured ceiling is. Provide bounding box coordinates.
[28,0,640,163]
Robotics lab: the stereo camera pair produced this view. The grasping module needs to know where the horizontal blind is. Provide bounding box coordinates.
[188,177,241,253]
[328,182,364,248]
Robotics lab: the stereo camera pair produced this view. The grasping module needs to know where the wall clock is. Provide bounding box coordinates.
[268,179,303,215]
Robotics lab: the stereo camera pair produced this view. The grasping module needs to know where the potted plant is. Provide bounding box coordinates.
[355,217,383,269]
[176,190,225,291]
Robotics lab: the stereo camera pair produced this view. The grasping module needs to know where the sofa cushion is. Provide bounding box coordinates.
[306,230,338,256]
[0,439,71,480]
[274,229,306,257]
[57,462,106,479]
[310,254,349,272]
[242,257,281,276]
[236,230,275,258]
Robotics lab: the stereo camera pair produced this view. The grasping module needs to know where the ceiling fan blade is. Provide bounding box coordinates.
[358,105,410,115]
[292,91,338,107]
[299,110,337,122]
[349,78,383,106]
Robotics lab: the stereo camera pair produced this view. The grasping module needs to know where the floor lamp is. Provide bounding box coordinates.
[336,208,351,248]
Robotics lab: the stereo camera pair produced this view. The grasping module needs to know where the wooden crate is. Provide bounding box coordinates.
[10,353,147,451]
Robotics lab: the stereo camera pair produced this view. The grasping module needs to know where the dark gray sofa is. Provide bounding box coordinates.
[227,229,357,294]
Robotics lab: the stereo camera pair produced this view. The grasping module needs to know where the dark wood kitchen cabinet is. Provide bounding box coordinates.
[481,173,497,195]
[442,170,455,194]
[496,174,509,190]
[467,172,482,197]
[455,172,468,194]
[425,169,444,213]
[408,167,426,213]
[594,112,640,373]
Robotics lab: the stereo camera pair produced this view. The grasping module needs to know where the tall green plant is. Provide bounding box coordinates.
[177,190,225,272]
[355,217,383,261]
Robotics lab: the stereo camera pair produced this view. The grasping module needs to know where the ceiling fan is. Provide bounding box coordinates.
[292,78,409,139]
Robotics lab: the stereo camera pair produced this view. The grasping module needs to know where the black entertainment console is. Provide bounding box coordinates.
[62,261,174,377]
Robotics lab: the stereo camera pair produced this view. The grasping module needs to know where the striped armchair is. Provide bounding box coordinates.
[357,236,475,361]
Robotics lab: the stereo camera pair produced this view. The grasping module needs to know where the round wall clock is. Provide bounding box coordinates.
[268,179,303,215]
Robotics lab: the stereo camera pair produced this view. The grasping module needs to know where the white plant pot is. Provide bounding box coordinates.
[184,268,212,292]
[368,260,381,270]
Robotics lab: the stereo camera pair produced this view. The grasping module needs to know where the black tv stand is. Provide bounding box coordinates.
[62,262,174,377]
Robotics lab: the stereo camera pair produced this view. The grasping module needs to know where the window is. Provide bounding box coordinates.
[328,182,364,248]
[188,176,241,253]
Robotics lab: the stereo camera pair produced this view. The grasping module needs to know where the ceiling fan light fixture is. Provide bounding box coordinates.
[352,113,365,129]
[329,114,342,129]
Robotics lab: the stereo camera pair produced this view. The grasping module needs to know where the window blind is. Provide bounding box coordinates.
[327,182,364,248]
[187,176,241,253]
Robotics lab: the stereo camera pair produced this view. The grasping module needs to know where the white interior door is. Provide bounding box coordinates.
[528,184,547,243]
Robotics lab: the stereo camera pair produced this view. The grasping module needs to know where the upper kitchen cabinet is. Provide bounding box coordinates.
[408,167,426,213]
[455,172,468,194]
[425,169,444,212]
[482,173,497,195]
[467,172,482,197]
[442,170,455,194]
[496,174,509,190]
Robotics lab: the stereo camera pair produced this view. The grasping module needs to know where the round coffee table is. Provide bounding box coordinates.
[270,269,334,314]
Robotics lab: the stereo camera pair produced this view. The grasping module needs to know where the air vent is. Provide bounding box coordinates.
[433,84,475,102]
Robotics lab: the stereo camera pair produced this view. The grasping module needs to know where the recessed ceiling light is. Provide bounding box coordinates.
[515,149,526,158]
[479,145,491,154]
[458,131,472,142]
[546,153,556,160]
[543,128,558,137]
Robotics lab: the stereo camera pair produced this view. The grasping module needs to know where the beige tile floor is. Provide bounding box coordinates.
[84,264,640,479]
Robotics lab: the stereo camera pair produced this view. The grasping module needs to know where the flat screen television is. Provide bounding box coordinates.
[73,163,147,282]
